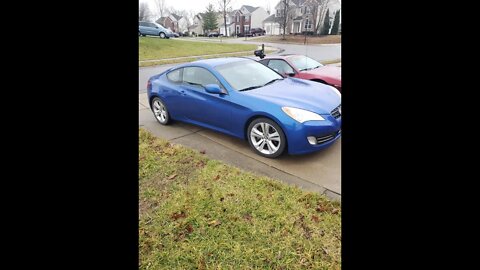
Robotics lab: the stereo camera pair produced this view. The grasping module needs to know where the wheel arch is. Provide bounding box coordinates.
[243,113,289,148]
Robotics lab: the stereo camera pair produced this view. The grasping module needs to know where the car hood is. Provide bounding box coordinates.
[244,78,341,115]
[301,66,341,85]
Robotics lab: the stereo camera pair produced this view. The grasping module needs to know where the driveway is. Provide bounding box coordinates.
[139,93,341,200]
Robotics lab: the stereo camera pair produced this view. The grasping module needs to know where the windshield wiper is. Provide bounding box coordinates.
[300,66,321,71]
[239,85,262,91]
[263,78,283,86]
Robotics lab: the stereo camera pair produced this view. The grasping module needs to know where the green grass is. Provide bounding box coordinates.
[139,128,341,269]
[139,37,257,61]
[140,49,276,67]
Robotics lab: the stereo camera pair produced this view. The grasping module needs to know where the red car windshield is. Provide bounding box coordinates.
[289,56,323,71]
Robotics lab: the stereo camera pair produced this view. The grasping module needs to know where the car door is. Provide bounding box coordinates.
[180,67,232,132]
[144,22,155,35]
[162,68,187,120]
[267,59,297,77]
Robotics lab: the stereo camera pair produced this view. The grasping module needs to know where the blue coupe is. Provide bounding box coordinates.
[147,57,341,158]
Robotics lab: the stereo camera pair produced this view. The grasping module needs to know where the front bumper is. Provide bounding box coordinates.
[285,115,341,155]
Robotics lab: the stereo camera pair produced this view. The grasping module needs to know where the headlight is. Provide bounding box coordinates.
[282,107,325,123]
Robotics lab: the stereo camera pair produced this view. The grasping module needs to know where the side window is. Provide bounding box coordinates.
[268,60,294,74]
[258,59,269,66]
[166,68,183,83]
[139,22,146,27]
[183,67,222,87]
[148,23,156,28]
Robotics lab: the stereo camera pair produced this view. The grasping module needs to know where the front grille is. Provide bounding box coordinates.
[316,130,341,144]
[331,104,341,119]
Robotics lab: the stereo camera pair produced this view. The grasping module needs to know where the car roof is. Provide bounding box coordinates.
[261,54,309,60]
[189,57,253,67]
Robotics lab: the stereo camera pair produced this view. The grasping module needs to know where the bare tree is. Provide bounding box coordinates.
[188,10,197,25]
[153,0,167,19]
[167,7,180,16]
[139,2,150,22]
[315,0,331,34]
[218,0,233,37]
[175,9,193,33]
[279,0,292,39]
[304,0,320,33]
[265,0,271,15]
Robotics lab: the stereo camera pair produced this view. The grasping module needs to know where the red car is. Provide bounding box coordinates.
[258,54,341,91]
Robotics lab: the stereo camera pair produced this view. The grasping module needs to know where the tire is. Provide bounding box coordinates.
[247,118,286,158]
[159,32,166,38]
[151,97,170,125]
[142,34,146,37]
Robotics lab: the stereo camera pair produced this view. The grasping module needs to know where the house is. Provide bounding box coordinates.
[189,11,235,36]
[266,0,340,35]
[218,11,235,36]
[263,14,283,35]
[232,5,269,36]
[156,14,188,33]
[188,13,205,35]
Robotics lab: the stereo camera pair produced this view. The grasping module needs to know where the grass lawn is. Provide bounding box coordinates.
[253,35,341,45]
[140,49,276,67]
[139,128,341,269]
[139,37,257,61]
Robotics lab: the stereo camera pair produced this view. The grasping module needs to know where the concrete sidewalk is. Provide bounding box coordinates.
[139,93,341,201]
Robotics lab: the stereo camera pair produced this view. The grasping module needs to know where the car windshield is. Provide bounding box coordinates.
[288,55,324,71]
[215,60,283,91]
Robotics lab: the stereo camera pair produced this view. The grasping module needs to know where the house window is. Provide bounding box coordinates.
[236,15,239,22]
[266,26,271,33]
[245,15,249,21]
[244,25,250,32]
[305,19,312,30]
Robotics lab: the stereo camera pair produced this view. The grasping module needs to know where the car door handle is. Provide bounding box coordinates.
[180,90,186,95]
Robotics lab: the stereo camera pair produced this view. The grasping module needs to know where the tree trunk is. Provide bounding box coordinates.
[224,12,227,37]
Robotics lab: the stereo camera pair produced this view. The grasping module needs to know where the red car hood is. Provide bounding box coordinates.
[301,66,341,86]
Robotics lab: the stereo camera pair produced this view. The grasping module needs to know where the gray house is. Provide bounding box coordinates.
[265,0,340,35]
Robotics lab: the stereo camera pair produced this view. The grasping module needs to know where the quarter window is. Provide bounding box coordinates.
[166,68,183,83]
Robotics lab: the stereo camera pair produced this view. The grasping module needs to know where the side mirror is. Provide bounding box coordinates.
[286,72,296,77]
[155,26,159,29]
[204,84,226,95]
